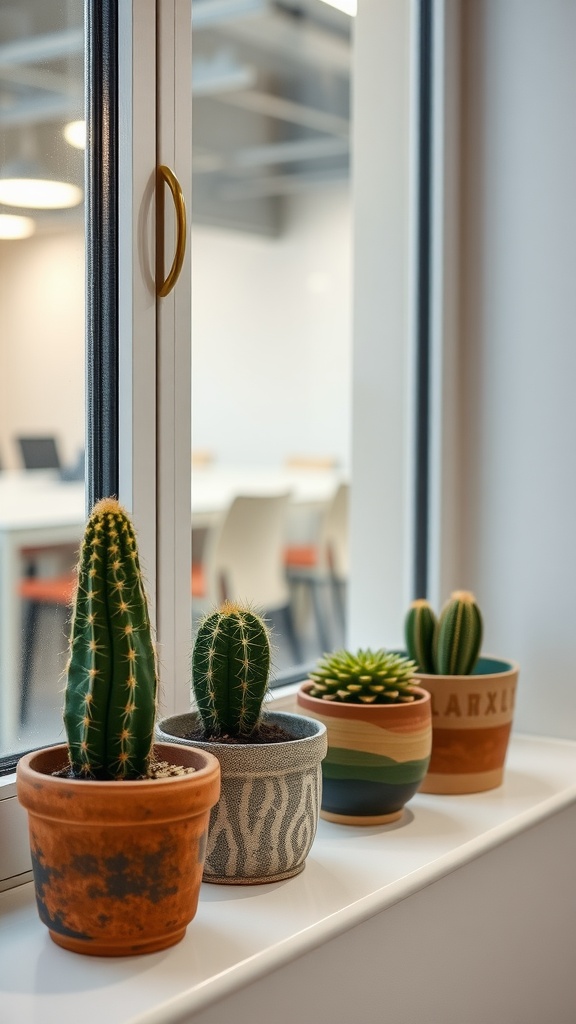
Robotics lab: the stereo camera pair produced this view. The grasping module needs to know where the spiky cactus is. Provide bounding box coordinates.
[405,599,437,673]
[192,602,271,738]
[308,648,419,704]
[63,498,158,779]
[434,590,483,675]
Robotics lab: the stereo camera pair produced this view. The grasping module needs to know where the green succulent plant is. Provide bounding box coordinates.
[307,648,419,704]
[405,591,483,676]
[192,601,271,738]
[63,498,158,780]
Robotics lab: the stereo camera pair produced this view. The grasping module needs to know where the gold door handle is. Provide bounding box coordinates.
[157,164,187,297]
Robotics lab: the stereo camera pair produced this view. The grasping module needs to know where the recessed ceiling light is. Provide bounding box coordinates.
[63,120,86,150]
[0,213,35,240]
[0,161,82,210]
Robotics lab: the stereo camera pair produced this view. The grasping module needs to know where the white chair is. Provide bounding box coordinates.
[192,493,302,663]
[285,482,350,650]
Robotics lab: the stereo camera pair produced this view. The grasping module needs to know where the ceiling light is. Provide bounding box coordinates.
[0,161,82,209]
[318,0,357,14]
[63,120,86,150]
[0,214,35,240]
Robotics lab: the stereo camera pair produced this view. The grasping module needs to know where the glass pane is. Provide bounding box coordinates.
[191,1,352,677]
[0,0,85,756]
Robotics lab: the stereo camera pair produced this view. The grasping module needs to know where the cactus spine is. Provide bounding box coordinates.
[193,602,271,738]
[434,590,483,675]
[405,599,437,673]
[308,648,418,704]
[63,498,158,780]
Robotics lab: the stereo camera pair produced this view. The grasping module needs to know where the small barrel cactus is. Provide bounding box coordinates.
[405,598,437,673]
[434,590,483,676]
[63,498,158,780]
[308,648,419,704]
[192,601,271,738]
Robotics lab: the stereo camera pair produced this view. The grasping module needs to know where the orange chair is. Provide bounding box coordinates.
[18,555,76,724]
[284,482,349,651]
[284,455,339,471]
[192,493,303,663]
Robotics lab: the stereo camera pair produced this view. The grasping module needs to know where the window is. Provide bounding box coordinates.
[189,0,353,681]
[0,0,194,764]
[1,0,421,889]
[0,0,85,761]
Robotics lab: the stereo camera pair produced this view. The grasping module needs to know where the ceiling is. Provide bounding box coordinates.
[0,0,351,234]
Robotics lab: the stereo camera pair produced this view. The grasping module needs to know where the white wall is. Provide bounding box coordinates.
[0,187,352,475]
[191,186,352,468]
[455,0,576,738]
[0,226,85,470]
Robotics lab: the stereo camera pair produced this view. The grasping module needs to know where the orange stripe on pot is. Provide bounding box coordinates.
[426,723,513,775]
[298,686,431,728]
[296,688,432,762]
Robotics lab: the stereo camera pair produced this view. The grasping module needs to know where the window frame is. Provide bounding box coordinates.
[0,0,433,889]
[0,1,191,882]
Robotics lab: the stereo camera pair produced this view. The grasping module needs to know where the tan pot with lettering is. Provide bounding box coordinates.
[414,657,519,794]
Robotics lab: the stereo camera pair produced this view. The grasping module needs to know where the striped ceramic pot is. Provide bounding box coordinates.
[157,711,327,884]
[414,657,519,794]
[297,685,432,825]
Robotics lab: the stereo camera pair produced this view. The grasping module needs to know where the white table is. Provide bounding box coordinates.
[190,464,342,528]
[0,467,344,749]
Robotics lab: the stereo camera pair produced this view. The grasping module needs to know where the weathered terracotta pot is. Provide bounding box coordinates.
[157,710,327,884]
[17,742,221,956]
[297,685,432,825]
[414,657,519,794]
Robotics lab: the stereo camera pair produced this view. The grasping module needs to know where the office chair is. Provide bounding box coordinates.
[284,482,350,651]
[14,435,76,721]
[18,555,77,724]
[284,455,339,471]
[192,449,215,468]
[192,493,302,664]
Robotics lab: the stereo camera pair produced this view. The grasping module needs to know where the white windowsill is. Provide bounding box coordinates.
[1,702,576,1023]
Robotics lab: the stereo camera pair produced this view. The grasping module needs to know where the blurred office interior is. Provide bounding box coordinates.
[0,0,353,754]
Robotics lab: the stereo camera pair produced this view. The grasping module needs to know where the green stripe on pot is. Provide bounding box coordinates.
[323,751,430,785]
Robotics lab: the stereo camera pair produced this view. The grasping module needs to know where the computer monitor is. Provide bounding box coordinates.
[17,436,61,471]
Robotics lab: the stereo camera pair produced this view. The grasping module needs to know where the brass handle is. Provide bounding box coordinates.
[157,164,187,297]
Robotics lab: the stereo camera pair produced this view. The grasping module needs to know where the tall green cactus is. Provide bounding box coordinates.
[433,590,483,676]
[405,599,437,673]
[63,498,158,780]
[193,602,271,738]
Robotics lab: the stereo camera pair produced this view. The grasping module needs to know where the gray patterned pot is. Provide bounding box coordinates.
[156,710,327,885]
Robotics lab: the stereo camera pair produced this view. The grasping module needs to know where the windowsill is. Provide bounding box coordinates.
[2,709,576,1023]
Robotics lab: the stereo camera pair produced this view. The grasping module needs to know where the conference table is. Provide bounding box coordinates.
[0,465,344,749]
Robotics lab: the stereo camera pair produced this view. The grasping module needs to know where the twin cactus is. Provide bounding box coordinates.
[192,601,271,738]
[63,498,158,780]
[405,591,483,676]
[308,648,418,704]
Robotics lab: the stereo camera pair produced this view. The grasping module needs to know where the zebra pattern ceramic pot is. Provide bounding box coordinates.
[297,685,432,825]
[156,710,327,884]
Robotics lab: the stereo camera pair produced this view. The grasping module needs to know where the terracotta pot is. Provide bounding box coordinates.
[16,742,221,956]
[157,710,327,884]
[297,685,432,825]
[414,656,520,794]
